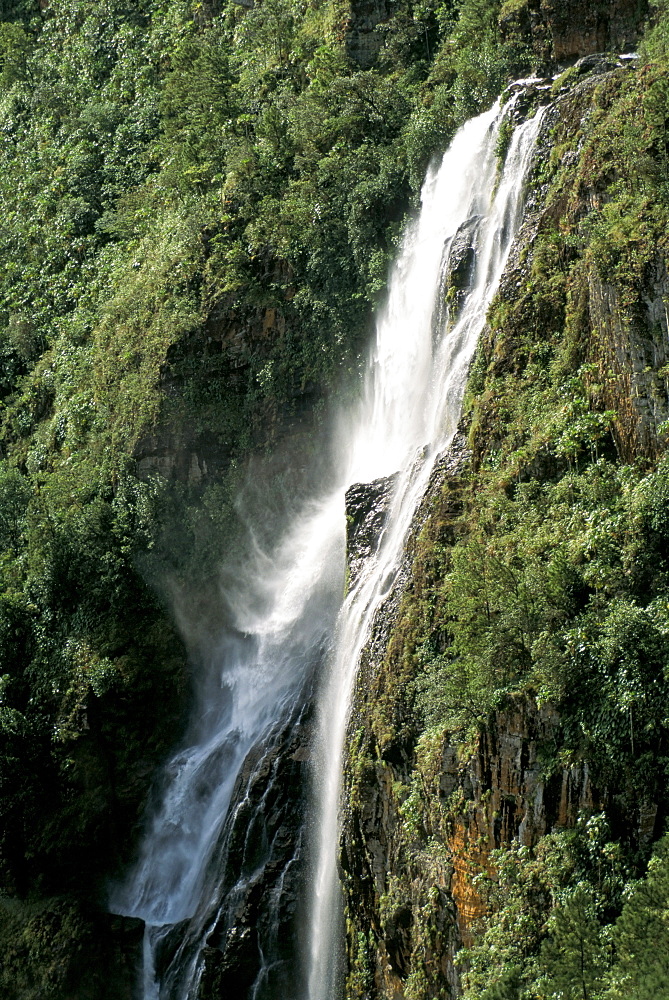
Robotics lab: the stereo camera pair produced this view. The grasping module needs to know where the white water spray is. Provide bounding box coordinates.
[110,493,347,998]
[110,96,545,1000]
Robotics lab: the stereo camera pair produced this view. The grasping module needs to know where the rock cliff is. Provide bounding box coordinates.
[345,0,389,68]
[500,0,648,66]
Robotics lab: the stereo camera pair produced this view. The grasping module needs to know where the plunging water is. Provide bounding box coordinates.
[305,98,546,1000]
[111,96,545,1000]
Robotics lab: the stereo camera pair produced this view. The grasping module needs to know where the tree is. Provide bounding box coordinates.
[539,884,608,1000]
[605,836,669,1000]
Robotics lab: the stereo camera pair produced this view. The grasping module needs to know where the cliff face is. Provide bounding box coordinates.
[342,441,471,1000]
[345,0,389,69]
[341,444,608,997]
[588,259,669,461]
[193,700,314,1000]
[340,56,669,999]
[541,0,647,60]
[501,0,648,66]
[349,0,648,73]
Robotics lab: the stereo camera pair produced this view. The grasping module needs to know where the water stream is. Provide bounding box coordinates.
[110,95,545,1000]
[304,95,546,1000]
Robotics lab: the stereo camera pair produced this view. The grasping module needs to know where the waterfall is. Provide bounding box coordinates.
[110,95,545,1000]
[110,493,347,999]
[304,98,546,998]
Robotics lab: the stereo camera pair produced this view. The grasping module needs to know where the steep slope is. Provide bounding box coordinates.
[340,23,669,1000]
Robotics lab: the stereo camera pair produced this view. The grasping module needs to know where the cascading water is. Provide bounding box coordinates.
[305,97,546,999]
[110,494,347,999]
[110,93,545,1000]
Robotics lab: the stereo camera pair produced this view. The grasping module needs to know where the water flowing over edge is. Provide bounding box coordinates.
[108,94,546,1000]
[304,98,547,1000]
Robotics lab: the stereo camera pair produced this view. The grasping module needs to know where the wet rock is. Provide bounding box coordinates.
[198,937,259,999]
[504,78,555,124]
[345,0,388,69]
[448,217,480,293]
[346,474,398,590]
[440,216,482,318]
[574,51,620,74]
[196,704,313,1000]
[153,919,193,983]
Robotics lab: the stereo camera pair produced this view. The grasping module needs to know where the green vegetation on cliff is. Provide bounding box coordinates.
[460,824,669,999]
[0,0,666,996]
[342,5,669,999]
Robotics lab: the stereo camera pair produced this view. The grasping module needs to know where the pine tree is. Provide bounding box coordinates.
[605,835,669,1000]
[539,883,608,1000]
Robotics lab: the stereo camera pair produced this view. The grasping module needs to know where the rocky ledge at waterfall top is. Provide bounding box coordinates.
[339,54,669,999]
[347,0,648,71]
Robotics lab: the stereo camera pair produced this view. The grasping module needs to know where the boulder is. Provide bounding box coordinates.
[345,474,398,590]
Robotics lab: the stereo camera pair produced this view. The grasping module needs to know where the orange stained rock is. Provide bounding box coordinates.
[448,821,490,947]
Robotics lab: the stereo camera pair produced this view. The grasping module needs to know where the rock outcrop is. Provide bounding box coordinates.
[171,699,314,1000]
[542,0,647,61]
[134,425,231,484]
[589,257,669,461]
[441,216,482,318]
[345,0,389,68]
[500,0,648,67]
[199,707,310,1000]
[346,475,398,590]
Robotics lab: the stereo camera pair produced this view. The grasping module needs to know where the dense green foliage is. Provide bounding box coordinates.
[1,0,667,995]
[433,65,669,780]
[461,824,669,1000]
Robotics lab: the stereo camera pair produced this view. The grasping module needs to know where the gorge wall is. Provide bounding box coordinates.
[499,0,648,65]
[340,52,669,999]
